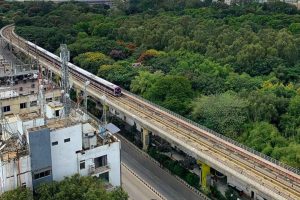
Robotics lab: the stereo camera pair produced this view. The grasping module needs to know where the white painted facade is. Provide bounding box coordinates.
[78,140,121,186]
[50,123,83,181]
[1,103,121,194]
[45,102,64,119]
[0,156,32,194]
[49,122,121,186]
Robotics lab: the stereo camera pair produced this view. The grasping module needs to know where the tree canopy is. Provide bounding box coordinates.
[0,174,128,200]
[2,0,300,167]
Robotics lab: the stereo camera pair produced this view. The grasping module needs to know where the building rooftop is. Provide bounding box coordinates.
[0,138,28,162]
[48,101,63,109]
[18,111,41,121]
[0,89,18,99]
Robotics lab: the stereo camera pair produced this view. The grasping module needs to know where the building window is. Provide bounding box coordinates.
[2,106,10,113]
[46,98,52,103]
[52,141,58,146]
[55,110,60,117]
[94,155,107,168]
[31,84,35,88]
[21,183,26,188]
[31,91,34,94]
[19,87,23,91]
[33,169,51,180]
[80,161,85,169]
[30,101,37,107]
[20,103,27,109]
[64,138,70,143]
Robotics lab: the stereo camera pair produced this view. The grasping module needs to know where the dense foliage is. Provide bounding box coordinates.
[148,147,200,188]
[1,0,300,167]
[0,174,128,200]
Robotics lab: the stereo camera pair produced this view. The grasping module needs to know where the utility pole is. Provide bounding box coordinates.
[60,44,71,117]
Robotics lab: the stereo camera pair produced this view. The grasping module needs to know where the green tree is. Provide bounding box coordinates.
[280,95,300,139]
[0,187,33,200]
[271,143,300,168]
[98,62,137,89]
[192,92,249,137]
[246,90,289,124]
[130,71,163,95]
[35,174,128,200]
[74,52,114,74]
[144,75,193,114]
[239,122,287,153]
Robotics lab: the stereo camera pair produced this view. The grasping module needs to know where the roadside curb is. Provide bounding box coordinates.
[117,134,211,200]
[122,163,167,200]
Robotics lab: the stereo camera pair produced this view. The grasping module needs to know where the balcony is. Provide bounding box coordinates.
[88,164,110,175]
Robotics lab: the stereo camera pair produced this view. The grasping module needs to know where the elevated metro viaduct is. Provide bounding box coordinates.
[1,25,300,200]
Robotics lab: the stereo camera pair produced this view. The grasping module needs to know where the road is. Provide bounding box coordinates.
[122,164,163,200]
[120,136,205,200]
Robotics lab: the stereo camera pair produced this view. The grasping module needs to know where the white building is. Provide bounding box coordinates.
[0,101,121,193]
[0,42,121,194]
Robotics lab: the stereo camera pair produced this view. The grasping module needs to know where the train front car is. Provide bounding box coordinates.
[114,86,122,96]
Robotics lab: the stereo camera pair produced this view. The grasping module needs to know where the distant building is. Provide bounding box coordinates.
[212,0,299,7]
[0,54,61,116]
[0,105,121,193]
[0,53,121,194]
[4,0,114,6]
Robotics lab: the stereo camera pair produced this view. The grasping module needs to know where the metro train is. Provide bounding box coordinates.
[26,41,122,96]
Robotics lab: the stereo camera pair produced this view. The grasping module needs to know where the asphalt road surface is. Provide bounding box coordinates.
[120,136,205,200]
[122,164,163,200]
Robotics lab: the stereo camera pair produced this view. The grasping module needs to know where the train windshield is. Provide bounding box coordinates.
[115,87,122,96]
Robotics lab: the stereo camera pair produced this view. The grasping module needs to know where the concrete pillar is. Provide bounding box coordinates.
[201,163,211,192]
[142,128,149,151]
[197,160,211,192]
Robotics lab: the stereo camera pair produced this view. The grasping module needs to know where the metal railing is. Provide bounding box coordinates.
[88,164,110,175]
[123,90,300,175]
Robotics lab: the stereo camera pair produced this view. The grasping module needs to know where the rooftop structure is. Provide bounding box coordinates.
[0,50,121,194]
[0,100,121,193]
[0,52,61,117]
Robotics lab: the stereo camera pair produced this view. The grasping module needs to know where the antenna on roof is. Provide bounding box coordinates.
[60,44,71,117]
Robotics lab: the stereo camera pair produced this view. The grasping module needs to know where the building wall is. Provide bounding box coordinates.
[50,124,82,181]
[45,104,63,119]
[0,156,32,194]
[78,141,121,187]
[17,117,45,136]
[1,89,61,116]
[28,128,53,187]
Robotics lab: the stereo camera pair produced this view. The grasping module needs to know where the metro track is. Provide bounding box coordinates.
[2,25,300,200]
